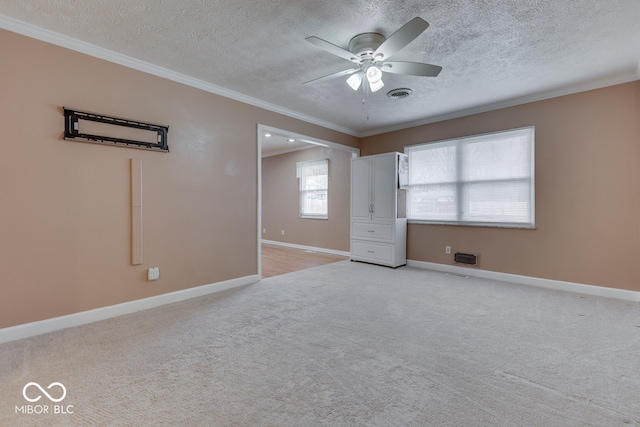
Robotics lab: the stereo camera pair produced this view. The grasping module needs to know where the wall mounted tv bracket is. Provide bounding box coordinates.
[64,107,169,152]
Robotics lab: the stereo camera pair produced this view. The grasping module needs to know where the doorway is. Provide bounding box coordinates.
[257,125,359,278]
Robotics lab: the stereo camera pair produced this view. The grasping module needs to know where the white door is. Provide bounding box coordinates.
[372,154,395,221]
[351,157,372,221]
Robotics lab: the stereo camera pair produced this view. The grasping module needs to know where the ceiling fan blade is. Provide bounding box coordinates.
[304,68,361,85]
[381,61,442,77]
[306,36,361,63]
[373,17,429,61]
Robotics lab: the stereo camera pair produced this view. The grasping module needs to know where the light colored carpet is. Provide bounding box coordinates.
[1,261,639,426]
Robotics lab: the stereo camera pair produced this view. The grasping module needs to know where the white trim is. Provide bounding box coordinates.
[257,125,263,279]
[407,260,640,302]
[0,14,358,137]
[0,274,258,344]
[360,72,639,137]
[262,239,350,258]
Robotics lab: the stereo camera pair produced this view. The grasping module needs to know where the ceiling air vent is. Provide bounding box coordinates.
[387,88,413,99]
[454,252,478,266]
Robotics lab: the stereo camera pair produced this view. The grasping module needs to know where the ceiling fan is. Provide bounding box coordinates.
[304,17,442,93]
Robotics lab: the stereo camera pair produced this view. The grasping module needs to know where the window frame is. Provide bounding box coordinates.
[404,126,535,229]
[297,159,329,220]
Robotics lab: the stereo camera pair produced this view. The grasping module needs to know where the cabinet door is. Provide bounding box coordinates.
[372,154,396,220]
[351,157,372,220]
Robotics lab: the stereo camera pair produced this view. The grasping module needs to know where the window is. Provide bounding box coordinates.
[296,159,329,219]
[405,127,534,228]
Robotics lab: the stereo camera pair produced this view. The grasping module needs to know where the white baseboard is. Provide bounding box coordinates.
[262,240,350,257]
[407,260,640,302]
[0,274,258,344]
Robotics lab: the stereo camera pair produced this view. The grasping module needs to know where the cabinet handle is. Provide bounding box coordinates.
[367,230,375,233]
[367,250,375,253]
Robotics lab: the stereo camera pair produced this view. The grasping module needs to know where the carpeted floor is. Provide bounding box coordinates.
[1,261,639,426]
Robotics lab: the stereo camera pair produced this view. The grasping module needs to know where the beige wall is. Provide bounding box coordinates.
[0,29,358,329]
[361,82,640,292]
[2,26,637,331]
[262,146,352,252]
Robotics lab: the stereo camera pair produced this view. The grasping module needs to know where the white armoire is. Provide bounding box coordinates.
[350,152,407,268]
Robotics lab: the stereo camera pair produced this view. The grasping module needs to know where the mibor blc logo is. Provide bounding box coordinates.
[15,382,74,415]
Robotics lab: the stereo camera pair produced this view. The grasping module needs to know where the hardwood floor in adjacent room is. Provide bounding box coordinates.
[261,243,349,278]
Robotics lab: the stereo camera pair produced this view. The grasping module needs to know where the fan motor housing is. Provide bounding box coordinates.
[349,33,385,58]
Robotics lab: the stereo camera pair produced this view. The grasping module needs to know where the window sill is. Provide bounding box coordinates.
[300,215,328,220]
[407,219,536,229]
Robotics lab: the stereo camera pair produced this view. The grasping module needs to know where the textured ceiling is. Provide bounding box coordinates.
[1,0,639,137]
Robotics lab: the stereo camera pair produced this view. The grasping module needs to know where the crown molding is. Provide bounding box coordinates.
[0,14,360,138]
[360,72,639,137]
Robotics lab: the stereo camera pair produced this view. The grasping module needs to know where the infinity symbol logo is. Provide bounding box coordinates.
[22,382,67,403]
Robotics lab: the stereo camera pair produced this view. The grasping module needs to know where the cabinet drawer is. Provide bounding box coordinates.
[352,222,393,240]
[351,241,393,263]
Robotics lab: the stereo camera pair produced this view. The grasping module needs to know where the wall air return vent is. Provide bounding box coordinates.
[454,252,478,266]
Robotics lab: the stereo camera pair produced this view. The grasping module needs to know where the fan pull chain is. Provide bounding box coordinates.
[362,80,370,121]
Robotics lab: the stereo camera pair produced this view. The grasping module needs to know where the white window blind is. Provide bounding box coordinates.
[296,159,329,218]
[405,127,534,228]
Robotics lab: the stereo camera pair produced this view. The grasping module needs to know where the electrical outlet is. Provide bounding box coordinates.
[263,228,266,234]
[281,230,285,236]
[445,246,451,254]
[147,267,160,281]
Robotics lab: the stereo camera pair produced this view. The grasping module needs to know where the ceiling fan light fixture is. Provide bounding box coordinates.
[366,66,384,92]
[366,66,382,83]
[305,17,441,98]
[346,73,363,91]
[369,78,384,92]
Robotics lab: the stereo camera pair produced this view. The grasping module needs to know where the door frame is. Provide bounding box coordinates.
[257,124,359,279]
